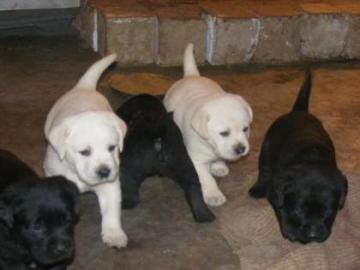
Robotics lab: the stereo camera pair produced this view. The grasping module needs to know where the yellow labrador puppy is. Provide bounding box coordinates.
[164,44,253,206]
[44,55,128,248]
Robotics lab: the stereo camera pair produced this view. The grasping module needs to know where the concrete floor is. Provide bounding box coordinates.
[0,37,359,270]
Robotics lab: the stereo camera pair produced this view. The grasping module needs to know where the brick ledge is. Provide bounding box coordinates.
[76,0,360,66]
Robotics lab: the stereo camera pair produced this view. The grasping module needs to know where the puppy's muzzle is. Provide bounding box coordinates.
[42,237,74,264]
[301,223,328,242]
[53,239,72,256]
[97,165,111,179]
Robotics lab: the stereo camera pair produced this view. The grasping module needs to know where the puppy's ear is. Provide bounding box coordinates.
[65,179,80,216]
[113,116,127,152]
[48,122,70,160]
[191,107,210,139]
[234,95,253,122]
[337,171,348,210]
[53,176,80,222]
[268,174,292,208]
[268,185,284,209]
[65,180,80,222]
[247,105,253,123]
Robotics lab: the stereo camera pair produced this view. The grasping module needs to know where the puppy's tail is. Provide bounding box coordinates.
[292,69,312,112]
[75,54,117,90]
[183,43,200,77]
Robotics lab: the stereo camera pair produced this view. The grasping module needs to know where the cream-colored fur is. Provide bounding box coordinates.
[44,54,128,248]
[164,44,253,206]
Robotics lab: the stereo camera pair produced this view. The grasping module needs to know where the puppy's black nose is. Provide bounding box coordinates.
[234,144,246,155]
[97,166,111,179]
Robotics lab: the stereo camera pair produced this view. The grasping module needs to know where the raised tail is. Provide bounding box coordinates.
[292,69,312,112]
[183,43,200,77]
[75,53,117,90]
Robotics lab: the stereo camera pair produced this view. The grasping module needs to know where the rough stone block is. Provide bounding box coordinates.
[98,14,157,66]
[155,4,207,66]
[344,15,360,59]
[74,1,95,49]
[208,17,260,65]
[252,16,302,63]
[299,14,350,59]
[157,19,207,66]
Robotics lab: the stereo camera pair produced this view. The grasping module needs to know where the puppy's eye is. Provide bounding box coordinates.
[79,149,91,156]
[108,145,116,152]
[243,126,249,132]
[219,130,230,137]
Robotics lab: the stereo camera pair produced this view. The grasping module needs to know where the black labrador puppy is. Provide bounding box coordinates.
[249,71,347,243]
[116,94,215,222]
[0,150,79,270]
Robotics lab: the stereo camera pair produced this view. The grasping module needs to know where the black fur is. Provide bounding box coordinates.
[249,71,347,243]
[0,150,79,270]
[117,94,215,223]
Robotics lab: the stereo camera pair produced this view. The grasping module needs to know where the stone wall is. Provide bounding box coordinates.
[77,0,360,66]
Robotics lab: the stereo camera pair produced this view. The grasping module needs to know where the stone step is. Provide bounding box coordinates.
[75,0,360,66]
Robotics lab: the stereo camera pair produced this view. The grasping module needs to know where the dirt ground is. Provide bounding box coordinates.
[0,36,359,270]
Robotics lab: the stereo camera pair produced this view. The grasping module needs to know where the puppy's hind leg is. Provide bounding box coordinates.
[95,180,128,248]
[210,160,229,178]
[166,150,215,222]
[249,140,271,198]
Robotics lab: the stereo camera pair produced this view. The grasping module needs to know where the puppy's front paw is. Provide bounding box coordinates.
[210,161,229,178]
[102,228,128,248]
[193,207,216,223]
[203,188,227,207]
